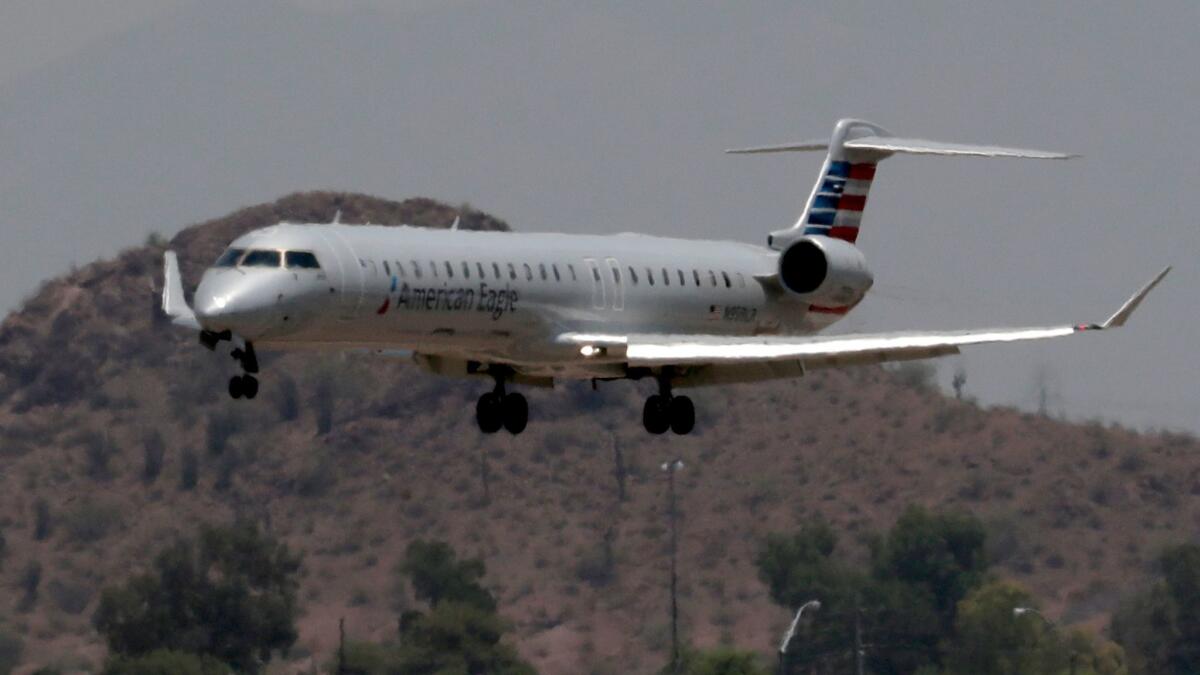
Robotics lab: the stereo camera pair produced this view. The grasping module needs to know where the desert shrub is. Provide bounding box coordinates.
[19,560,43,611]
[312,373,335,434]
[63,499,122,543]
[81,430,116,480]
[575,535,617,588]
[294,453,337,498]
[213,449,240,493]
[0,527,6,568]
[325,641,400,675]
[141,431,165,483]
[33,498,52,540]
[205,409,244,456]
[47,577,94,615]
[0,629,23,675]
[1117,450,1146,473]
[275,375,300,421]
[179,448,199,490]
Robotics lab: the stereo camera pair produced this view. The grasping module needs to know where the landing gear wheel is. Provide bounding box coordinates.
[669,395,695,435]
[502,393,528,435]
[242,375,259,400]
[642,394,670,435]
[228,376,244,400]
[476,392,503,434]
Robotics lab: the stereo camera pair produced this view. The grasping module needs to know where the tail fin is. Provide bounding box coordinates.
[727,118,1077,250]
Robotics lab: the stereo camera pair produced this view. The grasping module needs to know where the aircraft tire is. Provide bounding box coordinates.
[243,375,259,400]
[502,393,528,435]
[228,376,244,400]
[476,393,503,434]
[669,395,695,435]
[643,395,670,434]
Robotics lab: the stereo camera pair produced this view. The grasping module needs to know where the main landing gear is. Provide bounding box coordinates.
[476,374,527,435]
[227,341,259,400]
[642,374,694,435]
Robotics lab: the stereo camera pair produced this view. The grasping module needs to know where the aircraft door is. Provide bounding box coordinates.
[605,258,624,310]
[584,258,606,310]
[317,229,365,320]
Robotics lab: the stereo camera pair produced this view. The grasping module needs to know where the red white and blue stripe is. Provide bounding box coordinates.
[802,160,876,243]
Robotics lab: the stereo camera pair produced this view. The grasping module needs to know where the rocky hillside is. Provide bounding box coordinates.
[0,193,1196,674]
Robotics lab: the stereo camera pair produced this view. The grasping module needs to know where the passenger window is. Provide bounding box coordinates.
[445,261,454,278]
[611,266,621,284]
[628,267,638,285]
[477,262,486,278]
[592,266,601,281]
[492,262,501,279]
[214,248,245,267]
[395,261,406,278]
[507,263,517,280]
[708,270,718,287]
[539,263,548,281]
[552,264,561,282]
[284,251,321,269]
[242,250,281,267]
[677,269,685,286]
[722,271,732,288]
[662,268,670,286]
[693,270,701,287]
[383,260,391,276]
[411,260,422,279]
[523,263,533,281]
[568,264,577,281]
[462,261,471,279]
[646,268,655,286]
[430,261,438,278]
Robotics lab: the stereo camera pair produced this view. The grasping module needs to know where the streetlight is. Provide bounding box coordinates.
[1013,607,1079,675]
[662,459,685,674]
[778,600,820,675]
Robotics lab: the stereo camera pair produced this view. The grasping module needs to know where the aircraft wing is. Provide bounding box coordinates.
[560,267,1169,386]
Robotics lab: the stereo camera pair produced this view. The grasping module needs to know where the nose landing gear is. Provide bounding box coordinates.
[476,371,527,435]
[227,342,259,400]
[642,373,694,435]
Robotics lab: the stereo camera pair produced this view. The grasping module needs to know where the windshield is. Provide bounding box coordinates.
[285,251,321,269]
[214,248,245,268]
[241,249,282,267]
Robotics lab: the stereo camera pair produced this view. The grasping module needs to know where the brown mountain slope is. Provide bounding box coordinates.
[0,192,1196,674]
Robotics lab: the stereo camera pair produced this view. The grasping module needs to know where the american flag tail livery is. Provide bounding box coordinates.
[726,118,1077,251]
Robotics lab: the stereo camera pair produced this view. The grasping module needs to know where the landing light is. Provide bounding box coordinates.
[580,345,605,358]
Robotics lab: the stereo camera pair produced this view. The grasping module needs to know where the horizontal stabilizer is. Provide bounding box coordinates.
[725,140,829,154]
[843,136,1077,159]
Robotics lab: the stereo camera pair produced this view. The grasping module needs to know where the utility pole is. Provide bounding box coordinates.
[337,617,347,675]
[662,459,684,674]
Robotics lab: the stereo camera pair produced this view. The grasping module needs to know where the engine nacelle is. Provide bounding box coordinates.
[778,235,874,307]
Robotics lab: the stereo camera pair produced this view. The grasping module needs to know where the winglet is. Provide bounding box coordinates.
[450,215,461,231]
[1102,266,1171,329]
[162,251,200,329]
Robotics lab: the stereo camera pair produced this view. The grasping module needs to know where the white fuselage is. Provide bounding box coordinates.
[193,223,850,379]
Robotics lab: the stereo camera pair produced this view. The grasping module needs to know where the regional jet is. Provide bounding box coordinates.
[161,119,1169,435]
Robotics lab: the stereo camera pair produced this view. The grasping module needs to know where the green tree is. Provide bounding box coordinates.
[400,539,497,612]
[667,647,769,675]
[943,580,1051,675]
[93,521,300,673]
[394,602,535,675]
[101,650,230,675]
[1113,543,1200,675]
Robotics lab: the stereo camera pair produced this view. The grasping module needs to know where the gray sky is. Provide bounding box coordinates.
[0,1,1195,432]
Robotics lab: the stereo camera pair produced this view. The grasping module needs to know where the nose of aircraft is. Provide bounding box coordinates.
[193,272,279,336]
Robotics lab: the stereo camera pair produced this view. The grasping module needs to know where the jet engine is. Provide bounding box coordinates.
[777,235,874,308]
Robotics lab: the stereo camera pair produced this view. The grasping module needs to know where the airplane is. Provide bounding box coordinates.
[161,118,1170,436]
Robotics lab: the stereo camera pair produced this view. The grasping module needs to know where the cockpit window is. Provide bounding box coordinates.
[241,249,282,267]
[214,248,245,267]
[285,251,321,269]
